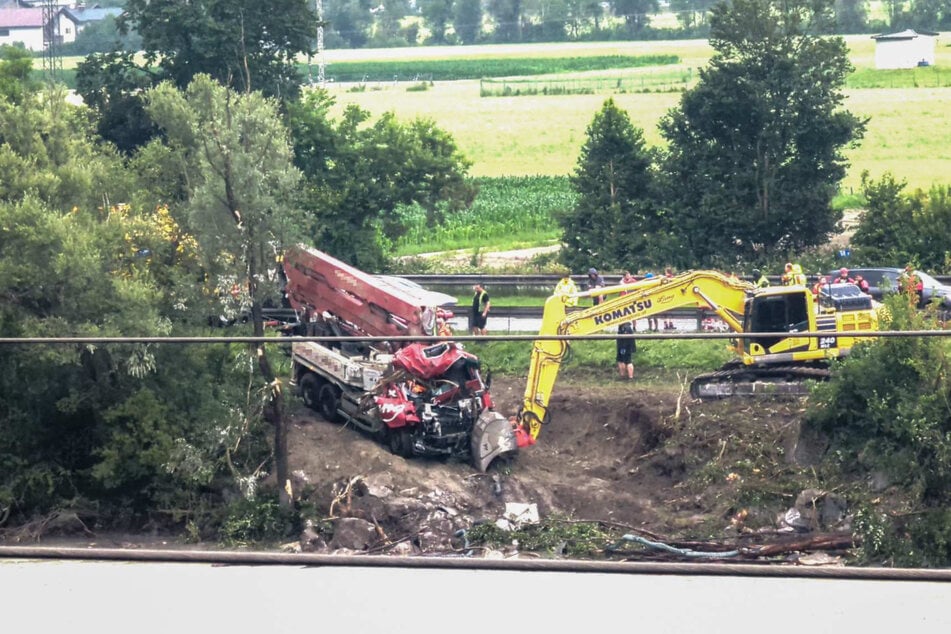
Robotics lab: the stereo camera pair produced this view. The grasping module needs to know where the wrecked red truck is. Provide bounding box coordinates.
[282,244,520,471]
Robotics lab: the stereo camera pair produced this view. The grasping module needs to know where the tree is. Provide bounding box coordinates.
[851,172,951,272]
[658,0,865,269]
[287,90,474,271]
[146,75,304,507]
[120,0,317,99]
[560,98,660,272]
[611,0,660,35]
[421,0,455,43]
[833,0,868,33]
[75,51,158,155]
[324,0,374,48]
[487,0,524,41]
[453,0,484,43]
[0,45,37,105]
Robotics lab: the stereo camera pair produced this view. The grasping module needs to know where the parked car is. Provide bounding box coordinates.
[826,268,951,308]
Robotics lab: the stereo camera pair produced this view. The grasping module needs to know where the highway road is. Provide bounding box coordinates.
[4,554,950,634]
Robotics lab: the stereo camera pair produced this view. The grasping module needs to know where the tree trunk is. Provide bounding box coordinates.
[248,232,291,509]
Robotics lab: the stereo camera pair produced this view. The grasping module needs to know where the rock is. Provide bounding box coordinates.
[329,517,378,551]
[300,524,328,552]
[780,489,850,532]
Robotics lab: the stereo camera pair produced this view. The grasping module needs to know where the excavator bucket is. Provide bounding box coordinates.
[471,410,518,472]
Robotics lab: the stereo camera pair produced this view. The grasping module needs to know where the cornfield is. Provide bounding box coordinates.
[395,176,576,255]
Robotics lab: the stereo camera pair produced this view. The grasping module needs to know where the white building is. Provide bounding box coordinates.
[872,29,939,69]
[0,8,45,51]
[55,6,123,45]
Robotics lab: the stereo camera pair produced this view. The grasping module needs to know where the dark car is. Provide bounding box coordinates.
[826,268,951,308]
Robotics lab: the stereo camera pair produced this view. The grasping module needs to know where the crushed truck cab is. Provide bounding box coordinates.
[283,244,517,471]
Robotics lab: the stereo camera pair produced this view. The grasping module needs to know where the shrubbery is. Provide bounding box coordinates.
[805,295,951,565]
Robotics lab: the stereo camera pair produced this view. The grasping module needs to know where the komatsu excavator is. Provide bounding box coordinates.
[515,271,879,442]
[283,244,518,471]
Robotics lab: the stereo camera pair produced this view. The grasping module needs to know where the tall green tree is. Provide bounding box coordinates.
[612,0,660,35]
[453,0,484,43]
[421,0,455,43]
[146,75,304,507]
[833,0,868,32]
[120,0,316,98]
[324,0,374,48]
[75,51,158,155]
[287,90,474,271]
[658,0,865,268]
[560,98,660,272]
[487,0,524,41]
[852,172,951,272]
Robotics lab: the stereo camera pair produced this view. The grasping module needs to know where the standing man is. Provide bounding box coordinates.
[587,268,605,305]
[470,284,491,335]
[752,269,770,288]
[554,272,579,306]
[616,321,636,380]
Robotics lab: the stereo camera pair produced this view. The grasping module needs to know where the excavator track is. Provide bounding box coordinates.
[689,364,831,400]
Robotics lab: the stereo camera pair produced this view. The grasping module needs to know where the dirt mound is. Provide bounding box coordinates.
[289,373,810,551]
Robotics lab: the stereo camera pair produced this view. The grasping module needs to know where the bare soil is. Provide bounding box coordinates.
[287,372,811,540]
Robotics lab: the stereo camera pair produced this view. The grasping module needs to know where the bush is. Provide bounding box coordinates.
[805,296,951,565]
[218,494,300,547]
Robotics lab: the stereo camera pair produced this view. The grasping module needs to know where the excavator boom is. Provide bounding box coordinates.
[518,271,878,441]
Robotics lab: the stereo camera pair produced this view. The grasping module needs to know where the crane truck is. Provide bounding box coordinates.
[515,271,879,442]
[283,244,519,471]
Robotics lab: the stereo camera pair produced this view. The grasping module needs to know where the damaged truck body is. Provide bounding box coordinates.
[282,245,519,471]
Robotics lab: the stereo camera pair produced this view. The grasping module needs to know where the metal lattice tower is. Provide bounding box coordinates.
[41,0,62,83]
[315,0,326,85]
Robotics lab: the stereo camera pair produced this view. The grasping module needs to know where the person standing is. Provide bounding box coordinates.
[587,268,605,306]
[554,272,579,306]
[752,269,770,288]
[470,284,490,335]
[616,321,636,380]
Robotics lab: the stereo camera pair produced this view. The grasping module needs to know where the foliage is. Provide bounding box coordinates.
[560,98,662,272]
[464,516,617,557]
[393,176,575,256]
[658,0,865,269]
[320,54,679,82]
[218,494,300,546]
[805,296,951,564]
[287,89,474,271]
[120,0,317,99]
[58,16,142,57]
[0,194,271,525]
[851,172,951,273]
[75,51,158,155]
[146,74,305,508]
[0,46,38,105]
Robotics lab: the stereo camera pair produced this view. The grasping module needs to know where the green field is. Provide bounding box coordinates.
[324,35,951,193]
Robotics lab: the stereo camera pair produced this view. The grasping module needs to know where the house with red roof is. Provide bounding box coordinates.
[0,8,45,51]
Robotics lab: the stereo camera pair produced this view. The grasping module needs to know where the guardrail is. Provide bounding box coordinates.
[403,273,951,292]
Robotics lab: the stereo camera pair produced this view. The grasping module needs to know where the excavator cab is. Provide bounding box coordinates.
[742,290,811,352]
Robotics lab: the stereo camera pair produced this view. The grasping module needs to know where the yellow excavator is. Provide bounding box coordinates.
[515,271,879,442]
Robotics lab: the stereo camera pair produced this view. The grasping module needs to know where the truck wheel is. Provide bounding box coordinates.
[387,427,414,458]
[317,383,343,423]
[300,374,322,411]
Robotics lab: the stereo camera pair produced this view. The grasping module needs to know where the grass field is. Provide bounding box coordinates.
[324,34,951,193]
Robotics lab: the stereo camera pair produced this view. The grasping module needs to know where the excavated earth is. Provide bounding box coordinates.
[287,373,829,556]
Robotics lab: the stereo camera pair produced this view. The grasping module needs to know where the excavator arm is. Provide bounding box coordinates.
[518,271,755,440]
